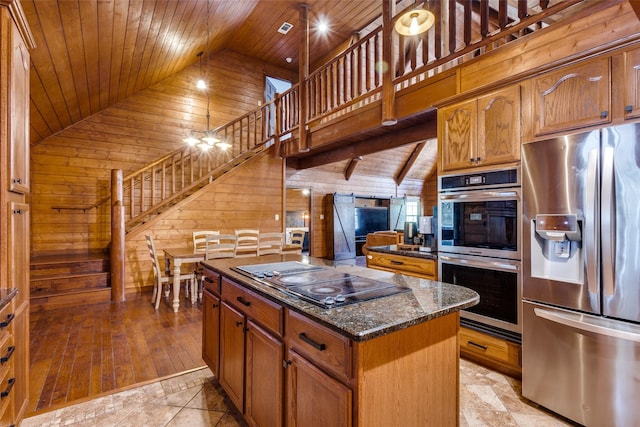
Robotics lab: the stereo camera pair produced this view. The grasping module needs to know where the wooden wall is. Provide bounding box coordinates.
[125,148,284,291]
[30,49,295,257]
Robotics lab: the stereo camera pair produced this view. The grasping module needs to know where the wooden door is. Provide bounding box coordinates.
[477,85,521,167]
[202,290,220,377]
[9,20,29,194]
[328,193,355,260]
[220,302,245,413]
[438,99,477,172]
[532,57,610,136]
[622,47,640,120]
[245,320,284,427]
[286,349,352,427]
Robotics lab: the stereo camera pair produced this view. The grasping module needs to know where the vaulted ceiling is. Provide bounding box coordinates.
[23,0,386,145]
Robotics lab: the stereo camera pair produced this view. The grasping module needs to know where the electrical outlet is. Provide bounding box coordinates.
[320,214,324,220]
[275,214,280,221]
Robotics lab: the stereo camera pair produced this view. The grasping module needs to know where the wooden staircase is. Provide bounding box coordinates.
[30,251,112,311]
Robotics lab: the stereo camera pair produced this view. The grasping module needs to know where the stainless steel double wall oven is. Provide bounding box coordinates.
[438,168,521,338]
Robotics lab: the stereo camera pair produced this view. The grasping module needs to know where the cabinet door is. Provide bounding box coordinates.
[532,58,610,136]
[286,350,352,427]
[245,320,283,427]
[219,302,245,413]
[202,290,220,377]
[8,201,29,308]
[438,99,477,172]
[9,20,30,194]
[477,85,521,167]
[623,48,640,119]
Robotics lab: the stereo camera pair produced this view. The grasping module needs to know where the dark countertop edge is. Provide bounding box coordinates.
[0,288,18,310]
[366,245,438,260]
[201,255,479,342]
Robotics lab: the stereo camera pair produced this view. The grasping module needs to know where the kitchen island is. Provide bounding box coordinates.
[200,254,478,427]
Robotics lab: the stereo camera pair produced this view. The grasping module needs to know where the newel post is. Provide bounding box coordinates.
[382,0,397,126]
[298,3,310,152]
[111,169,126,302]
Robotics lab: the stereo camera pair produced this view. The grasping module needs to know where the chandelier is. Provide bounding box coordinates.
[182,0,231,151]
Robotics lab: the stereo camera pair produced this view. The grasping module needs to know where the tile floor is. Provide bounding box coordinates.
[22,358,576,427]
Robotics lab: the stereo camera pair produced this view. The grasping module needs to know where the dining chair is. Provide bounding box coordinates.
[235,229,259,257]
[145,234,196,310]
[257,232,284,256]
[286,229,305,255]
[193,230,219,253]
[205,234,237,260]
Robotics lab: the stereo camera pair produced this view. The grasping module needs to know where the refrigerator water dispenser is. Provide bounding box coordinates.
[531,214,583,284]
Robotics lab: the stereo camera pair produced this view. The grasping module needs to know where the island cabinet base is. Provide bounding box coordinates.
[353,312,460,427]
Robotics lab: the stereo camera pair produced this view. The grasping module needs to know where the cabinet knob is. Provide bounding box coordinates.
[12,209,23,215]
[625,105,633,113]
[476,157,481,162]
[600,110,608,118]
[235,321,243,327]
[469,158,474,163]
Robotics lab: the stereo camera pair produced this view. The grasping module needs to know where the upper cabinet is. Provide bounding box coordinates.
[621,47,640,120]
[439,85,521,173]
[523,57,611,139]
[8,13,30,194]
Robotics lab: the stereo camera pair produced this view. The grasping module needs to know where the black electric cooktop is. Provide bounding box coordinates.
[233,261,410,308]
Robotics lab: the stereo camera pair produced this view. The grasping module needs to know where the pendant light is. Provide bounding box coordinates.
[394,2,435,36]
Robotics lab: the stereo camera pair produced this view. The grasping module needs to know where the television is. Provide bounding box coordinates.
[355,207,389,238]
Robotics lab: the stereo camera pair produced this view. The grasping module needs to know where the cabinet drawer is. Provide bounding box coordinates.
[202,267,221,295]
[459,327,521,371]
[285,309,351,383]
[221,278,283,337]
[367,252,436,279]
[0,304,14,346]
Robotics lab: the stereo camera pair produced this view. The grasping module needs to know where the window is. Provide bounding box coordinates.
[405,198,420,224]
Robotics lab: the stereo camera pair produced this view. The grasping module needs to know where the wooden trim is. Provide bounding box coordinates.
[1,0,35,49]
[344,156,362,181]
[394,142,425,185]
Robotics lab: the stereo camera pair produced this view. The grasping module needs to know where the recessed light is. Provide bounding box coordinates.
[278,22,293,34]
[286,57,293,63]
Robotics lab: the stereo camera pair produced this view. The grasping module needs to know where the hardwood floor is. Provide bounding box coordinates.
[28,289,204,415]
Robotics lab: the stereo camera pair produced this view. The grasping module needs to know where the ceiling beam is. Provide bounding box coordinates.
[344,156,363,180]
[394,142,425,186]
[289,118,437,170]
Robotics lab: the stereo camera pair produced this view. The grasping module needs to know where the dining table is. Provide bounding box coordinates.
[163,248,204,312]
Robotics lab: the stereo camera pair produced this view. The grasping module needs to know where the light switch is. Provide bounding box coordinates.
[320,214,324,220]
[275,214,280,221]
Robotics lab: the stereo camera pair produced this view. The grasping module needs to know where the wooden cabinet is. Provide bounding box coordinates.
[526,57,611,137]
[459,326,521,378]
[366,251,437,280]
[0,3,33,425]
[286,349,352,427]
[202,290,220,376]
[621,47,640,120]
[216,277,284,427]
[439,85,521,172]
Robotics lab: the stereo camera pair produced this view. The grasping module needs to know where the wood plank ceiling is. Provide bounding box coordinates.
[23,0,384,145]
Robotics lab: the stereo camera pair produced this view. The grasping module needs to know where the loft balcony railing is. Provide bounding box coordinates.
[109,0,588,297]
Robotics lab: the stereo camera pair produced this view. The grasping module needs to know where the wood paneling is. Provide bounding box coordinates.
[30,50,292,257]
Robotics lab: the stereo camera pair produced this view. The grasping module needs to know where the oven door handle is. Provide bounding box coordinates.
[439,255,519,272]
[439,190,519,202]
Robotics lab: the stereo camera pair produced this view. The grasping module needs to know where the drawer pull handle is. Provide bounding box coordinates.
[235,321,243,327]
[299,333,326,351]
[282,360,292,368]
[0,314,15,329]
[11,178,22,184]
[467,340,488,351]
[0,346,15,364]
[390,260,404,265]
[211,303,219,309]
[236,296,251,307]
[204,277,214,283]
[1,378,15,398]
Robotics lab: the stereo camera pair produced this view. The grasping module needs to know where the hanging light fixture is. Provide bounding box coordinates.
[183,0,228,151]
[394,2,435,36]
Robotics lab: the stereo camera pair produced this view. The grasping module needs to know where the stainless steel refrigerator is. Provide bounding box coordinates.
[522,123,640,427]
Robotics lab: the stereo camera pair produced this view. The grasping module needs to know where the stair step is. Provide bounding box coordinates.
[31,272,110,294]
[30,251,111,309]
[30,288,112,312]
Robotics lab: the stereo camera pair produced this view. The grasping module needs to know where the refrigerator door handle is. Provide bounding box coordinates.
[534,307,640,343]
[585,149,598,295]
[601,146,615,296]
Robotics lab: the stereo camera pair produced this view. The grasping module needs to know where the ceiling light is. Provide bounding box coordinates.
[278,22,293,35]
[216,140,232,151]
[317,20,328,33]
[394,4,435,36]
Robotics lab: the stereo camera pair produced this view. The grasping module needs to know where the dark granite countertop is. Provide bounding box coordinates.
[0,288,18,311]
[366,244,438,260]
[201,254,478,342]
